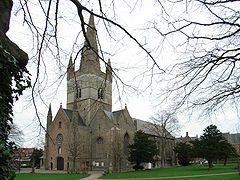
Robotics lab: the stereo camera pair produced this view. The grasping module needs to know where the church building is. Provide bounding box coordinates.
[43,14,176,172]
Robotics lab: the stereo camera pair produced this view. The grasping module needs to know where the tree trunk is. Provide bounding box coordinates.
[31,158,35,173]
[73,157,76,173]
[136,162,141,171]
[161,137,166,167]
[224,159,227,166]
[208,160,213,170]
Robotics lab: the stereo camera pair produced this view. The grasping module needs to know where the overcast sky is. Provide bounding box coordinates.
[8,0,240,148]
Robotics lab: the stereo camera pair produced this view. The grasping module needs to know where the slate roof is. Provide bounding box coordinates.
[113,109,124,121]
[133,118,174,139]
[133,118,157,135]
[63,109,86,126]
[103,110,114,121]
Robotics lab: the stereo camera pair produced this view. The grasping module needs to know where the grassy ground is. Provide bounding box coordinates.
[100,163,239,179]
[15,173,89,180]
[156,174,239,180]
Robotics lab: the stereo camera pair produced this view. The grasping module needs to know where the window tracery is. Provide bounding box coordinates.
[76,88,81,98]
[56,134,63,144]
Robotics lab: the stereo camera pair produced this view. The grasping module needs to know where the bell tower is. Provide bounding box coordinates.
[67,13,112,125]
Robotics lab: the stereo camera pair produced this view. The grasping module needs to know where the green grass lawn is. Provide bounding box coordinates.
[15,173,89,180]
[100,163,239,179]
[156,174,239,180]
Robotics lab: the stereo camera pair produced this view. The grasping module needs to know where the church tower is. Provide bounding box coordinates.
[67,14,112,125]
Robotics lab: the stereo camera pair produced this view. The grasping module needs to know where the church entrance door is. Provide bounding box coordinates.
[57,157,64,170]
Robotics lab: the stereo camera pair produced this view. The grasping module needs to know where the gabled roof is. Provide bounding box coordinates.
[103,110,114,121]
[176,132,199,144]
[63,109,86,126]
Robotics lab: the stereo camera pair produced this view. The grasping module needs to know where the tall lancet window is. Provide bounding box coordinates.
[98,88,103,99]
[76,88,81,98]
[58,146,62,155]
[124,133,130,156]
[96,137,104,158]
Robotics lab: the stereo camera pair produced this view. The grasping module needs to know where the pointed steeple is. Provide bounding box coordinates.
[47,104,52,128]
[67,56,74,80]
[45,104,52,170]
[80,13,101,74]
[106,58,112,82]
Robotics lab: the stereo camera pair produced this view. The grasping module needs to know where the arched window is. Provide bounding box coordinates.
[97,137,103,144]
[124,133,129,156]
[98,88,103,99]
[76,88,81,98]
[58,146,62,155]
[59,121,62,128]
[96,137,104,158]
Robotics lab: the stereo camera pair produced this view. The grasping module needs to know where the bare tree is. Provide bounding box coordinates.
[30,148,43,173]
[15,0,164,104]
[68,108,82,173]
[149,110,180,167]
[153,0,240,115]
[110,127,124,173]
[9,123,24,147]
[68,132,81,173]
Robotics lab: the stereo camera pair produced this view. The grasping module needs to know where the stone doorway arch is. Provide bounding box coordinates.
[57,157,64,170]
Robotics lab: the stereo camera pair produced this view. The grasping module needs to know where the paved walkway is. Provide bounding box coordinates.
[80,171,102,180]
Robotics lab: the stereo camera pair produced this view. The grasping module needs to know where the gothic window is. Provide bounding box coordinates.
[59,121,62,128]
[96,137,104,158]
[97,137,103,144]
[98,88,103,99]
[76,88,81,98]
[56,134,63,145]
[124,133,129,156]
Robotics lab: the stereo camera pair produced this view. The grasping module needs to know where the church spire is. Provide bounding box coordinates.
[47,104,52,128]
[45,104,52,170]
[67,56,74,80]
[80,13,101,74]
[106,58,112,82]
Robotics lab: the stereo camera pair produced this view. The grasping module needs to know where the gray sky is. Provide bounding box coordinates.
[9,0,240,147]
